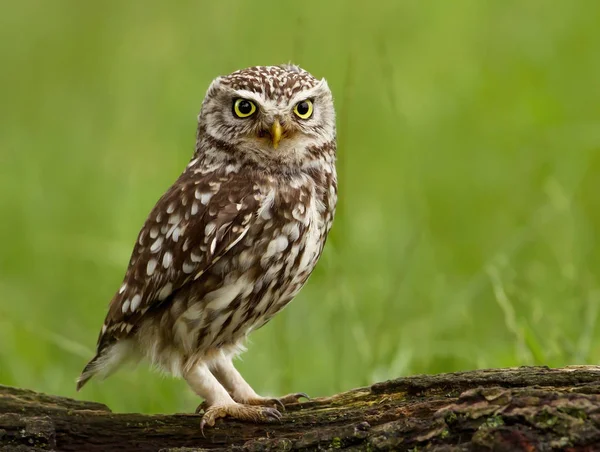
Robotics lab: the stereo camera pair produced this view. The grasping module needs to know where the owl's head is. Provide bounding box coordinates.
[197,65,335,167]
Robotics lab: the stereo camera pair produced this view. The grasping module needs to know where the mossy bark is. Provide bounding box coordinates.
[2,366,600,451]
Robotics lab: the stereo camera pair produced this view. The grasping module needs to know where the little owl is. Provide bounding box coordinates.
[77,64,337,430]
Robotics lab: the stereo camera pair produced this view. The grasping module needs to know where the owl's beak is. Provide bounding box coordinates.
[270,120,283,149]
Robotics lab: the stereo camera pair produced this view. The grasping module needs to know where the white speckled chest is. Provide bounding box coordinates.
[146,166,337,360]
[209,169,336,344]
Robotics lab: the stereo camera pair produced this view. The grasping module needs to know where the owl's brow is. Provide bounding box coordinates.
[287,79,329,106]
[227,89,265,106]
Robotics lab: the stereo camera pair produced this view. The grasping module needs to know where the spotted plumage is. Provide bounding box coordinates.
[78,64,337,428]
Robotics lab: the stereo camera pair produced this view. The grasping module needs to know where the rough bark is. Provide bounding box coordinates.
[2,366,600,451]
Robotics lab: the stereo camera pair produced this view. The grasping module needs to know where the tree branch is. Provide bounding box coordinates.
[2,366,600,451]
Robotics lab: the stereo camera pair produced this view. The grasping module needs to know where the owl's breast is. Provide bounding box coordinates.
[241,173,336,322]
[157,172,336,359]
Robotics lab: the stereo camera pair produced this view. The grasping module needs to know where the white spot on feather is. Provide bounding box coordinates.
[195,189,213,205]
[147,258,158,276]
[130,294,142,312]
[205,222,217,236]
[172,227,181,242]
[162,251,173,269]
[182,261,195,274]
[150,237,163,253]
[204,276,250,311]
[119,284,127,294]
[190,252,202,263]
[158,283,173,301]
[265,236,289,258]
[122,299,130,313]
[283,223,301,242]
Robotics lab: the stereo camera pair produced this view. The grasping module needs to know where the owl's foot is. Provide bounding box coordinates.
[199,403,282,434]
[195,392,309,414]
[242,392,310,410]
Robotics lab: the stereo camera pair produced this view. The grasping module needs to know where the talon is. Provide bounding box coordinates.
[264,406,283,421]
[278,392,310,405]
[240,392,310,409]
[295,392,310,401]
[195,400,209,414]
[270,397,286,412]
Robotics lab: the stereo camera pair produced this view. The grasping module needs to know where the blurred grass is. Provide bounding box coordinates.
[1,0,600,414]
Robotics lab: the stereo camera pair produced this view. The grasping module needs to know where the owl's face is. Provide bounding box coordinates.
[198,65,335,165]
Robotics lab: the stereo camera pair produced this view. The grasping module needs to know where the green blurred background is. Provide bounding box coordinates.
[1,0,600,414]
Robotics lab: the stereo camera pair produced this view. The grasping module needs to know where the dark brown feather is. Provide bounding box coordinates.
[97,167,263,350]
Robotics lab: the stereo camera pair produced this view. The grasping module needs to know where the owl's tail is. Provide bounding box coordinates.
[76,340,137,391]
[76,355,101,391]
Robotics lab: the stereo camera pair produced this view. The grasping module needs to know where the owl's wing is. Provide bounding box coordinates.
[96,168,264,350]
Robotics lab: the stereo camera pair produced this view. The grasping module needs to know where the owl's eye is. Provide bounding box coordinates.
[293,99,313,119]
[233,99,257,118]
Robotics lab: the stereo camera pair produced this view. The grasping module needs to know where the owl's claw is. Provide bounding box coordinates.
[199,403,282,435]
[241,392,310,410]
[195,400,209,414]
[279,392,310,405]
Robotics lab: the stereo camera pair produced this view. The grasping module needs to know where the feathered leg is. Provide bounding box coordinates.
[207,355,309,410]
[185,363,281,432]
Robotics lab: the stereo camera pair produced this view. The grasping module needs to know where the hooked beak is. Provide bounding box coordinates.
[270,120,283,149]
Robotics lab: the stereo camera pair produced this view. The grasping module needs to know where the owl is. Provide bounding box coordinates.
[77,64,337,430]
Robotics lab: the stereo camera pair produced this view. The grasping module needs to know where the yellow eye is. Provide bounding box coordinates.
[293,99,313,119]
[233,98,257,118]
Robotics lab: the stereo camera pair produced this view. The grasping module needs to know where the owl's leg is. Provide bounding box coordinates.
[184,363,281,432]
[209,356,309,409]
